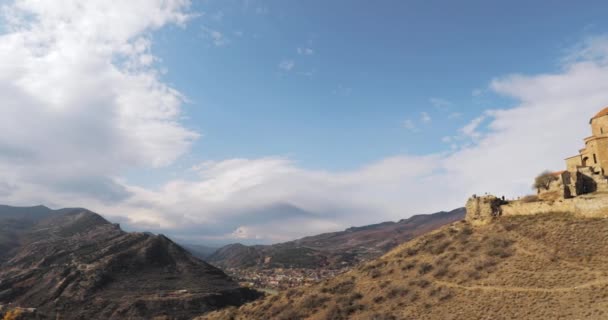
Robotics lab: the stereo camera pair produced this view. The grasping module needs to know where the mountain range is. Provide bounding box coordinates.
[207,208,465,270]
[0,205,260,320]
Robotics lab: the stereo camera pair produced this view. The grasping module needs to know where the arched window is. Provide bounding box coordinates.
[594,154,598,164]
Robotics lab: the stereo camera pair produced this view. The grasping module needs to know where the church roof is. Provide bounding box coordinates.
[592,107,608,120]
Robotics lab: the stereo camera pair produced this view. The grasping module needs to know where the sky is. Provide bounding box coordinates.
[2,0,608,245]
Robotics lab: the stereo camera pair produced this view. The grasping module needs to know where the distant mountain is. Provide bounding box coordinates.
[182,244,220,260]
[207,208,465,270]
[202,212,608,320]
[0,205,261,320]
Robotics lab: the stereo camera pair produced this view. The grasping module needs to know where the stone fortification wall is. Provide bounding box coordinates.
[465,195,504,226]
[500,196,608,219]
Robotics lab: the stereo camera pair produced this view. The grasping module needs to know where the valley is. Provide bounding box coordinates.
[207,208,464,290]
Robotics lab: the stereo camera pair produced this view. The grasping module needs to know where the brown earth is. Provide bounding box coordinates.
[200,212,608,320]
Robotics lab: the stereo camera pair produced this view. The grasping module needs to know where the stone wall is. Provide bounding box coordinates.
[465,196,504,226]
[500,195,608,219]
[465,193,608,224]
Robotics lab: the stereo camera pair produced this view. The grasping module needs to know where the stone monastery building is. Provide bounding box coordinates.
[553,107,608,198]
[466,107,608,226]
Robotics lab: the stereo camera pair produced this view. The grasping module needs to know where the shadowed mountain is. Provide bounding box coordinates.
[207,208,465,269]
[182,244,220,260]
[202,212,608,320]
[0,205,261,320]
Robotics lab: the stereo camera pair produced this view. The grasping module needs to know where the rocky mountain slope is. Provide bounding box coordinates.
[207,208,465,270]
[182,244,220,260]
[201,212,608,319]
[0,205,261,320]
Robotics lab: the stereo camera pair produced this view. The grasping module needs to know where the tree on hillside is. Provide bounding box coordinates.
[533,171,558,191]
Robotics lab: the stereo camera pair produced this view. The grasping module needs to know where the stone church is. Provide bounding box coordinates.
[547,107,608,198]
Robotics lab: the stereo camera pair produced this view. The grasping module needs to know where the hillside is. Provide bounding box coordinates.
[183,244,220,260]
[201,212,608,319]
[207,208,465,270]
[0,205,261,320]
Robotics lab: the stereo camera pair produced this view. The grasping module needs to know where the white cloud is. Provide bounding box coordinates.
[333,84,352,96]
[210,11,224,22]
[421,112,432,123]
[402,119,417,132]
[0,0,197,204]
[202,26,229,47]
[562,35,608,65]
[448,112,462,119]
[298,70,316,77]
[460,115,486,139]
[297,47,314,55]
[429,97,452,109]
[278,59,295,71]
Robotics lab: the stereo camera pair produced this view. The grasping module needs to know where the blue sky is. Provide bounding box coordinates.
[151,1,603,171]
[4,0,608,244]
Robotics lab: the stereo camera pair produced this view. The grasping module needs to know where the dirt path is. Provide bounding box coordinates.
[433,278,608,293]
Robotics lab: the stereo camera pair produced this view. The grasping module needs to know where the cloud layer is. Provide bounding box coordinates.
[3,2,608,245]
[117,35,608,244]
[0,0,197,205]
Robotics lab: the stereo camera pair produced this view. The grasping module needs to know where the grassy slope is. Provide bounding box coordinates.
[200,212,608,320]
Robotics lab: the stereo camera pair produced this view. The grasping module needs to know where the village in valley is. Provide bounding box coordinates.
[224,266,351,291]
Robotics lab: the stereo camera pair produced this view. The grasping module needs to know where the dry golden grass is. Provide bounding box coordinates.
[199,213,608,320]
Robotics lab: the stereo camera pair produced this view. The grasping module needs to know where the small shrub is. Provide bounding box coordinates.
[301,294,330,310]
[467,270,481,280]
[379,280,390,289]
[369,313,397,320]
[430,241,451,255]
[410,292,420,302]
[286,289,303,298]
[439,291,453,301]
[433,266,449,278]
[326,280,355,295]
[350,292,363,300]
[401,261,417,271]
[370,269,382,278]
[387,286,409,299]
[406,248,419,256]
[418,263,433,275]
[416,279,431,288]
[521,195,539,203]
[277,308,303,320]
[486,247,513,258]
